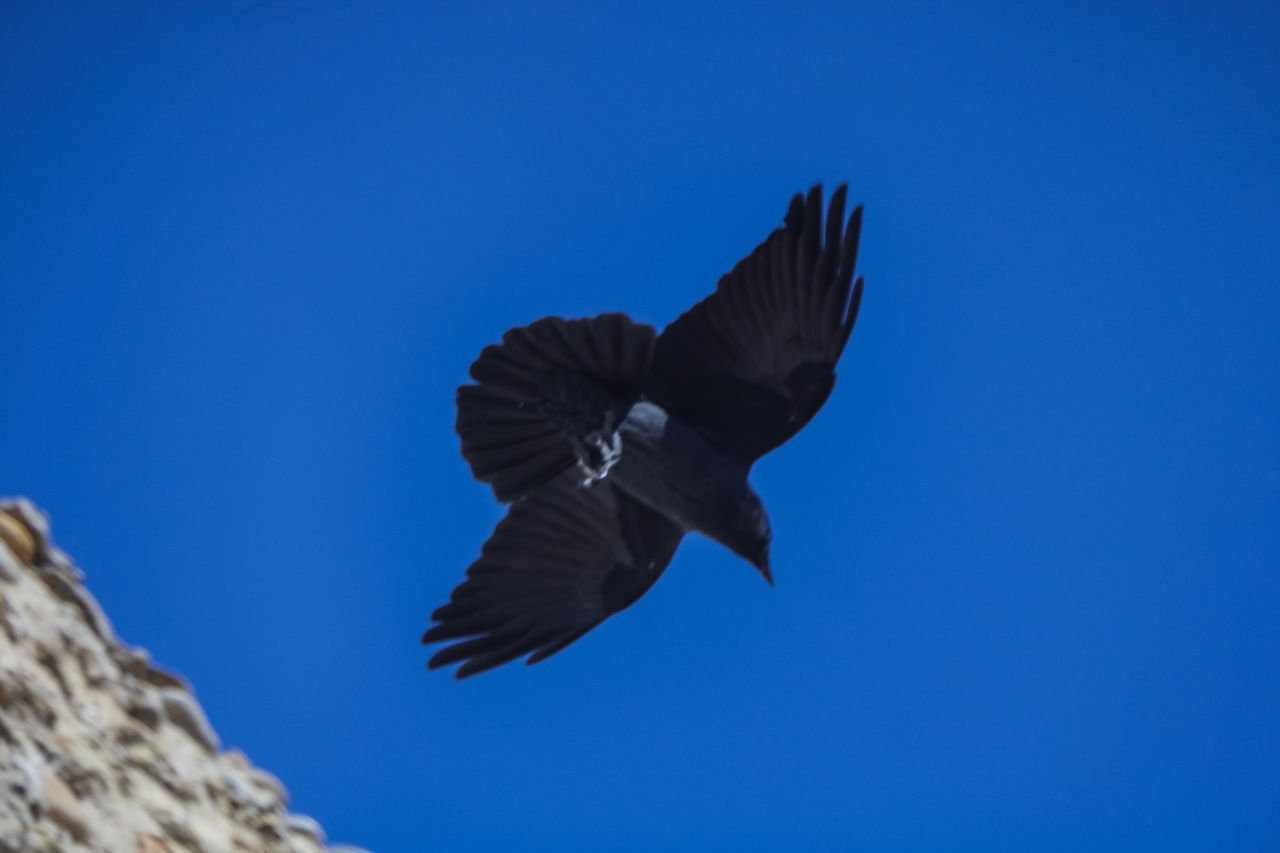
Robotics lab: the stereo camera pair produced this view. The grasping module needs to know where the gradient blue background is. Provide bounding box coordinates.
[3,3,1278,850]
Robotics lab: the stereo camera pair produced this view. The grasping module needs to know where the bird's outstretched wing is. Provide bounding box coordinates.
[456,313,656,503]
[646,184,864,466]
[422,472,684,678]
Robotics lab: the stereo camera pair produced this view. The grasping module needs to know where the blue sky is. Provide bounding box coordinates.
[3,2,1278,850]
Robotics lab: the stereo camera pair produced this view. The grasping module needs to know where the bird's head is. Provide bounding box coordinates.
[731,487,774,586]
[753,542,773,586]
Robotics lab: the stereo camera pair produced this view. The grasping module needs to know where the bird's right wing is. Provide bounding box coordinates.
[646,184,863,466]
[422,472,684,679]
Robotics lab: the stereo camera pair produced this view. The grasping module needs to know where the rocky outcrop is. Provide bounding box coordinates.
[0,498,371,853]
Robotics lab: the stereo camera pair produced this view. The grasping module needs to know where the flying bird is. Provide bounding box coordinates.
[423,184,865,678]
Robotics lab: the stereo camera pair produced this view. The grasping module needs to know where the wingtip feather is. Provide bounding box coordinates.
[825,184,848,254]
[839,275,865,351]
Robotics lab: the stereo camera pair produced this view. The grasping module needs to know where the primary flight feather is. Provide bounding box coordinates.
[424,184,865,678]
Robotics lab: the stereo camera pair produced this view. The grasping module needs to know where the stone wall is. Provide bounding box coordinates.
[0,498,371,853]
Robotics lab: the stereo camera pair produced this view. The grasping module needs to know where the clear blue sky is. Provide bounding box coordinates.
[3,3,1278,850]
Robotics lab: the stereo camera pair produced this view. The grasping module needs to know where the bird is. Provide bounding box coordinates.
[423,183,864,678]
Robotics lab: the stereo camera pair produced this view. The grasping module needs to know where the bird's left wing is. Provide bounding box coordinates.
[423,472,684,678]
[646,184,864,466]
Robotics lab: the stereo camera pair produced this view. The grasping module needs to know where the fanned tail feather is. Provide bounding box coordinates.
[455,313,657,502]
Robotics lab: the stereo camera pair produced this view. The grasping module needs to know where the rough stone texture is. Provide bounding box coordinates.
[0,498,373,853]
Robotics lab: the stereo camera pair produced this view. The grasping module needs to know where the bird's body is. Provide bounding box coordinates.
[424,184,865,677]
[614,399,769,573]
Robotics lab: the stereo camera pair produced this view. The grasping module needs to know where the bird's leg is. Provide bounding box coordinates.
[576,429,622,487]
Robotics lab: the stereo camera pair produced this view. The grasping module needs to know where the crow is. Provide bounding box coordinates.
[423,184,864,678]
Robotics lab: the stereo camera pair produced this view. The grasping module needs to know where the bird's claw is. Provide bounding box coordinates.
[576,430,622,487]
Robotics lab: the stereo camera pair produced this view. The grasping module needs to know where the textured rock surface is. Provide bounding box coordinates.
[0,498,372,853]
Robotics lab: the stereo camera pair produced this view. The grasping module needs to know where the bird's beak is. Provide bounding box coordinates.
[757,550,773,586]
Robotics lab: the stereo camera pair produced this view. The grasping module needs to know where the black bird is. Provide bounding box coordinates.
[423,184,864,678]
